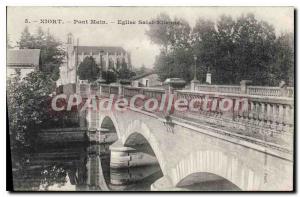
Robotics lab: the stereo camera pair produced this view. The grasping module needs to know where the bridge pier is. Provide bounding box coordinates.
[110,165,162,185]
[87,128,118,143]
[109,140,158,169]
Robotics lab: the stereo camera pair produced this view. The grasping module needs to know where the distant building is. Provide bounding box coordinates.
[59,33,132,85]
[7,49,40,79]
[131,72,162,87]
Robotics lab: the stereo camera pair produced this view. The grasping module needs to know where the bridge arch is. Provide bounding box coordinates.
[170,150,263,191]
[122,119,167,175]
[98,113,122,139]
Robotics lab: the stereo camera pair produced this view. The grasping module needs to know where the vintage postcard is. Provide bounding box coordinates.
[6,7,294,191]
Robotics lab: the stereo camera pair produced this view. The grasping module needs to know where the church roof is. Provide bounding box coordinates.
[75,46,126,54]
[7,49,40,67]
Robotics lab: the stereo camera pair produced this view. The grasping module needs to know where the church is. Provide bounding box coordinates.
[58,33,131,85]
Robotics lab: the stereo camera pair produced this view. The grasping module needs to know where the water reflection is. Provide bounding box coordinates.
[12,134,239,191]
[12,140,163,191]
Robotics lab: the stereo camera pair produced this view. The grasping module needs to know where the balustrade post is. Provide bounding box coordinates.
[88,84,91,96]
[99,84,102,97]
[118,84,123,96]
[191,79,200,91]
[240,80,252,94]
[279,81,288,97]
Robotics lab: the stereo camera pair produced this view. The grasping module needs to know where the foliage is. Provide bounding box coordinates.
[134,65,148,76]
[7,34,13,49]
[115,60,136,80]
[77,56,135,83]
[77,56,99,82]
[7,71,55,151]
[146,13,173,53]
[272,33,294,85]
[102,70,117,84]
[18,27,65,81]
[147,13,294,86]
[154,49,193,82]
[110,59,136,82]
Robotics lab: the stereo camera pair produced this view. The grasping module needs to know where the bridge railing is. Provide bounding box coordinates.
[123,86,142,98]
[122,86,165,100]
[70,82,293,148]
[247,86,280,97]
[176,90,294,126]
[76,83,90,98]
[142,88,165,100]
[175,89,294,147]
[195,84,241,94]
[194,83,294,97]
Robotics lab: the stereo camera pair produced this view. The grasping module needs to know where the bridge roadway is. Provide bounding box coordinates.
[67,83,294,191]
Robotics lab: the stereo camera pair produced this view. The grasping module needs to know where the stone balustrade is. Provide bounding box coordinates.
[195,84,241,94]
[176,90,294,148]
[71,82,293,148]
[176,90,294,126]
[194,84,294,97]
[142,88,165,100]
[123,86,141,98]
[248,86,281,97]
[123,86,165,99]
[76,83,90,98]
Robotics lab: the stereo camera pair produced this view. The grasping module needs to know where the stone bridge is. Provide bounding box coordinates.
[61,82,294,191]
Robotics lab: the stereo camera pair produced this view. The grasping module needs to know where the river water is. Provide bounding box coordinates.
[12,140,164,191]
[12,133,240,191]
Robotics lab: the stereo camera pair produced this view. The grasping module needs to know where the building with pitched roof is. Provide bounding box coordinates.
[131,72,162,88]
[58,33,131,85]
[7,49,40,79]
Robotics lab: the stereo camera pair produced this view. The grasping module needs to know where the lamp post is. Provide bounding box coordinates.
[193,55,197,80]
[96,50,106,84]
[191,55,200,91]
[115,58,120,84]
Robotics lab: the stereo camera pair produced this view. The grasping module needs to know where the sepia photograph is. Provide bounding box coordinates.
[6,6,294,191]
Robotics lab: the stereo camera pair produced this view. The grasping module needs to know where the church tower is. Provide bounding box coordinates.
[66,33,76,83]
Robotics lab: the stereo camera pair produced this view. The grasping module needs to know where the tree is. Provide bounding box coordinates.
[192,18,218,82]
[154,48,193,82]
[231,14,277,85]
[272,33,294,86]
[147,14,193,82]
[102,70,117,84]
[18,27,65,80]
[169,17,191,50]
[149,13,293,86]
[7,71,55,152]
[135,64,147,75]
[7,34,13,49]
[111,59,136,81]
[146,13,173,53]
[18,26,35,49]
[78,56,99,82]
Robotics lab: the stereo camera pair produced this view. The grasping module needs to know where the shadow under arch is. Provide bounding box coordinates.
[118,132,163,189]
[98,112,123,140]
[100,116,117,133]
[170,149,259,191]
[124,132,160,163]
[176,172,241,191]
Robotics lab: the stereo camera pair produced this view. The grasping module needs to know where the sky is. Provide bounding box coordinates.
[7,7,294,68]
